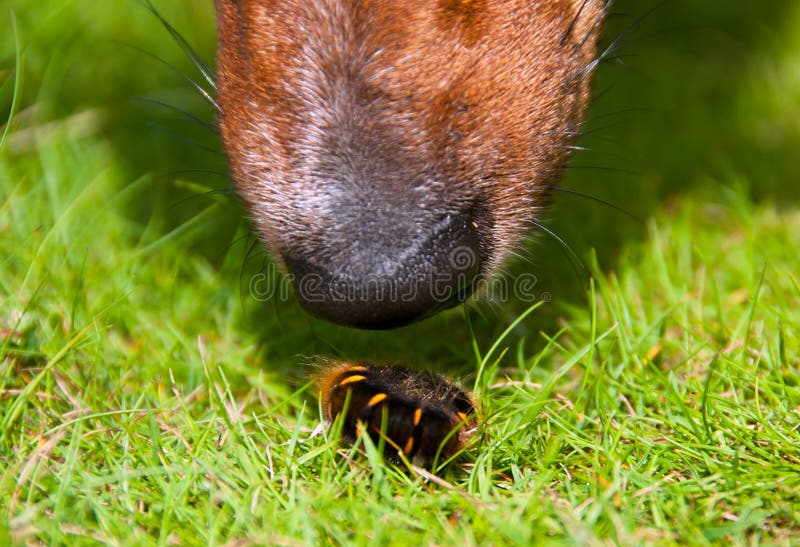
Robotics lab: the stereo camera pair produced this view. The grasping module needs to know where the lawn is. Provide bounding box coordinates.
[2,1,799,545]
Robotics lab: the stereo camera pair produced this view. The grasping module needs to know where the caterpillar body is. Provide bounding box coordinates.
[318,363,478,467]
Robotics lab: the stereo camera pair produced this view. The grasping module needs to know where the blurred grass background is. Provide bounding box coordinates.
[547,0,800,292]
[1,0,799,544]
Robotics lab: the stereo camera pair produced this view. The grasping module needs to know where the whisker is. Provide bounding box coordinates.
[570,1,663,87]
[547,185,641,222]
[565,144,639,164]
[167,186,236,208]
[598,1,665,61]
[117,40,219,111]
[240,236,271,303]
[166,168,232,179]
[561,164,637,176]
[134,97,219,134]
[560,0,592,45]
[218,229,254,264]
[530,220,589,289]
[579,106,649,128]
[578,131,630,150]
[144,121,226,157]
[578,0,613,50]
[570,120,631,137]
[140,0,218,93]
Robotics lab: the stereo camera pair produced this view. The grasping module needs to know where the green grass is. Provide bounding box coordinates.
[2,1,800,545]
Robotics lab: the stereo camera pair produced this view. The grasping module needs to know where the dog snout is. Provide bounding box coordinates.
[216,0,605,328]
[283,210,482,329]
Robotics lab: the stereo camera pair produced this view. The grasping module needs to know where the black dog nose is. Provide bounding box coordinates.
[284,212,482,329]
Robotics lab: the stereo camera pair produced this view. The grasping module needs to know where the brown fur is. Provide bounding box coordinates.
[216,0,605,326]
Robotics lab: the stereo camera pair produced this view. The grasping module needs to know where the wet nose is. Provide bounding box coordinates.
[283,212,482,329]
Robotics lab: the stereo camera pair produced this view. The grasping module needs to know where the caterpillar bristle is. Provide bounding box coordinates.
[317,362,477,468]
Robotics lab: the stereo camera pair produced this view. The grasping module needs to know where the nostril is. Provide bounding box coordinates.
[283,212,482,329]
